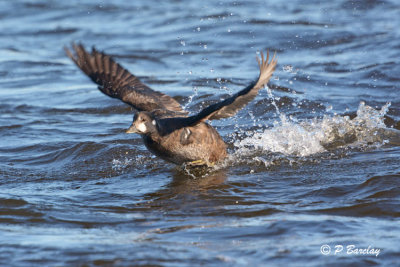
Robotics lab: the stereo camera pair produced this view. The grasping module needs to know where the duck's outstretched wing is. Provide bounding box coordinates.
[65,43,186,115]
[185,51,277,125]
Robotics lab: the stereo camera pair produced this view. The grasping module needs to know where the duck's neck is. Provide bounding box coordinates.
[141,133,171,160]
[142,132,161,144]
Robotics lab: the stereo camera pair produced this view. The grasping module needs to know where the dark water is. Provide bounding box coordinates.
[1,0,400,266]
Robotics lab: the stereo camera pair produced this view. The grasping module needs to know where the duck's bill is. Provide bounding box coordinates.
[125,124,138,134]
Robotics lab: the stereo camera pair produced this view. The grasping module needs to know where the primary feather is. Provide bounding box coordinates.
[65,43,186,116]
[184,51,277,125]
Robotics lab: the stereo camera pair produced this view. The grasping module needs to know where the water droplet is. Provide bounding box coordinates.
[197,27,201,32]
[180,40,186,46]
[283,65,293,72]
[203,44,207,49]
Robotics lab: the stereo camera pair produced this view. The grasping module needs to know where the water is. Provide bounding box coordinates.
[1,0,400,266]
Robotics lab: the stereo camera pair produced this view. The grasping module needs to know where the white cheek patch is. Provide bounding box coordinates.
[152,120,156,126]
[137,122,147,133]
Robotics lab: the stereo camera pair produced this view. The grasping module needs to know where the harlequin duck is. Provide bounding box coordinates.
[65,43,277,166]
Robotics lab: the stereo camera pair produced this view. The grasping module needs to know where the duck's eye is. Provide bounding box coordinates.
[140,118,146,122]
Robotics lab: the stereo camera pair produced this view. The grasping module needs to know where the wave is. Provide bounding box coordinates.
[229,101,399,167]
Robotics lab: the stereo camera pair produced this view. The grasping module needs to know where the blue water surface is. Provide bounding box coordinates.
[0,0,399,266]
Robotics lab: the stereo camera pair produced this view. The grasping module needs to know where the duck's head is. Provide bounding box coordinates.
[126,112,158,135]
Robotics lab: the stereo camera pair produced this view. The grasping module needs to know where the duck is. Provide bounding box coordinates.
[65,43,277,167]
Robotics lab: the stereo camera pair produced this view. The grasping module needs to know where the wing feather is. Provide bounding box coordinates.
[65,43,186,115]
[186,51,277,124]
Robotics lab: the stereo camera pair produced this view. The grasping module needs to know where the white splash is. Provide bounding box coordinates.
[183,86,199,111]
[233,102,393,160]
[112,157,133,171]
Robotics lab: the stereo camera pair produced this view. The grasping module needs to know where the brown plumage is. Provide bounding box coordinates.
[65,43,277,166]
[64,43,186,118]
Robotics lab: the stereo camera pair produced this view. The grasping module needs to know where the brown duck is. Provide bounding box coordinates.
[65,44,277,166]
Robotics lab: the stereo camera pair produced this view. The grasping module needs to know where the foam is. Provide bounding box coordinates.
[232,102,395,164]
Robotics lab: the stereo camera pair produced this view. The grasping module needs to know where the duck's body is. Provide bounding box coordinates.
[142,121,227,165]
[123,110,227,165]
[65,43,277,166]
